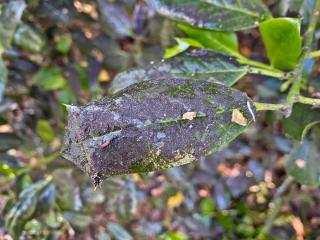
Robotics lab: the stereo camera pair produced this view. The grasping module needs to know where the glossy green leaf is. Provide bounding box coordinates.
[163,37,203,59]
[285,138,320,185]
[109,50,248,94]
[63,78,255,185]
[32,66,67,90]
[178,24,239,56]
[36,120,55,143]
[56,34,72,54]
[5,176,54,239]
[0,58,8,102]
[260,17,302,70]
[107,223,133,240]
[13,24,45,52]
[150,0,271,31]
[282,103,320,140]
[0,1,26,48]
[160,231,189,240]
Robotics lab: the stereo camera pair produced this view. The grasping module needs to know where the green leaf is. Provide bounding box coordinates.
[63,78,255,184]
[32,66,67,90]
[0,0,26,48]
[36,119,55,143]
[0,133,22,151]
[200,197,216,216]
[150,0,271,31]
[282,103,320,141]
[163,37,203,59]
[259,17,302,70]
[13,24,45,52]
[0,58,8,102]
[107,223,133,240]
[160,231,189,240]
[178,24,239,56]
[5,176,54,239]
[109,50,248,94]
[62,211,93,230]
[285,138,320,185]
[56,34,72,54]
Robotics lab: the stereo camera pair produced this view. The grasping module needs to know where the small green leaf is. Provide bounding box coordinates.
[260,17,302,70]
[36,120,55,143]
[286,138,320,185]
[178,24,239,56]
[62,211,93,230]
[164,37,203,59]
[282,103,320,141]
[56,34,72,54]
[109,50,248,94]
[150,0,271,31]
[13,24,45,52]
[0,1,26,48]
[200,197,215,216]
[107,223,133,240]
[160,231,189,240]
[32,66,67,90]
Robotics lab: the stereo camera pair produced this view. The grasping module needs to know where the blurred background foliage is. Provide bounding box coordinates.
[0,0,320,239]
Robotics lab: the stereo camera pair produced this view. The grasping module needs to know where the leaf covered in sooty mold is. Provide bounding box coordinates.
[62,78,255,186]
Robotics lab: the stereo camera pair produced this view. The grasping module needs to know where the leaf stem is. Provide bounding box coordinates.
[237,55,284,74]
[287,0,320,110]
[248,66,286,79]
[258,176,294,239]
[254,102,287,111]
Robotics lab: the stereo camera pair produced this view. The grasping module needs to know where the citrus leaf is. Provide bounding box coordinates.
[0,0,26,48]
[32,66,67,90]
[260,17,302,70]
[285,139,320,185]
[163,37,203,59]
[150,0,271,31]
[13,24,45,52]
[282,103,320,141]
[109,50,248,94]
[178,24,239,56]
[62,78,255,185]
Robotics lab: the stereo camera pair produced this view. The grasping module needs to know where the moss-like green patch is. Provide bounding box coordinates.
[166,83,195,98]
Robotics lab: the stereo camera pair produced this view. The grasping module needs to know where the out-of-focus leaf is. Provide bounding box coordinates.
[200,197,215,216]
[0,0,26,48]
[56,34,72,54]
[32,66,67,90]
[278,0,305,15]
[0,58,8,102]
[282,103,320,141]
[109,50,248,94]
[107,223,133,240]
[150,0,271,31]
[62,211,92,230]
[63,78,255,185]
[163,37,203,59]
[5,176,54,239]
[259,17,302,70]
[82,187,105,204]
[52,169,82,211]
[97,0,132,38]
[36,119,55,143]
[160,231,189,240]
[178,24,239,56]
[167,191,184,208]
[57,87,77,105]
[285,138,320,185]
[13,24,45,52]
[0,133,22,151]
[103,177,138,221]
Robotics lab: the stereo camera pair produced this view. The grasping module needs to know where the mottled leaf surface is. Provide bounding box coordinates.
[150,0,271,31]
[282,103,320,140]
[63,78,255,185]
[109,50,247,94]
[286,139,320,185]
